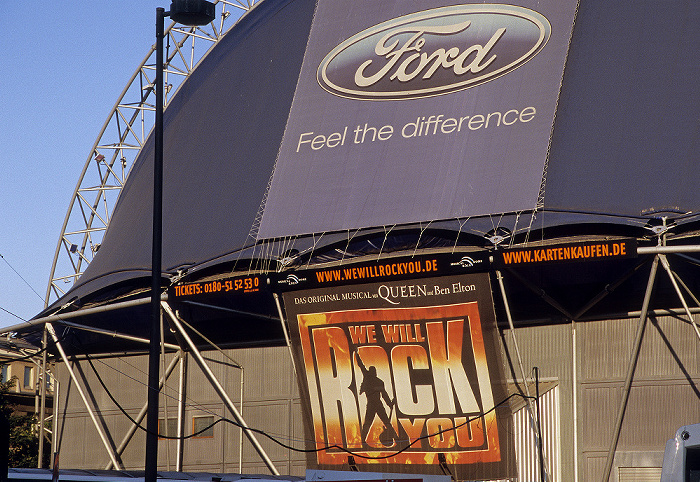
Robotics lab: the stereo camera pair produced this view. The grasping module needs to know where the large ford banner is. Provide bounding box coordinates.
[259,0,579,239]
[283,273,515,479]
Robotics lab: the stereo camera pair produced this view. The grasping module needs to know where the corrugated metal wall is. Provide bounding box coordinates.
[577,314,700,481]
[617,466,662,481]
[55,347,305,475]
[500,322,575,481]
[55,310,700,480]
[500,312,700,481]
[511,385,561,482]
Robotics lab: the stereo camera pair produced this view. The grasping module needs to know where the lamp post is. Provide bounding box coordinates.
[146,2,215,482]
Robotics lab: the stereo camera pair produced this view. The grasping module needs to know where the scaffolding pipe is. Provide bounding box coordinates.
[496,271,531,394]
[176,351,187,472]
[1,295,165,335]
[160,311,172,470]
[162,302,279,475]
[52,319,180,352]
[602,255,659,481]
[239,367,244,474]
[671,268,700,307]
[659,254,700,343]
[496,270,550,481]
[637,245,700,254]
[46,323,121,469]
[38,327,48,468]
[171,316,245,472]
[573,259,649,320]
[504,267,575,320]
[572,320,579,482]
[273,293,297,377]
[105,352,181,470]
[51,377,59,470]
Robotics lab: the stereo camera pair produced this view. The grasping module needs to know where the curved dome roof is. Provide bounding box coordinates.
[24,0,700,352]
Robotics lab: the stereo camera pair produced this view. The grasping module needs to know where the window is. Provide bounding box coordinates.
[158,418,178,439]
[1,365,7,383]
[192,415,215,438]
[23,366,33,389]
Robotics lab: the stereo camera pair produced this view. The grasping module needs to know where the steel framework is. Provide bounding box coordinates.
[44,0,262,308]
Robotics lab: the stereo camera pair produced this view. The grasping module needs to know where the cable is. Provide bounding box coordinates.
[81,348,531,458]
[0,349,44,364]
[0,306,27,323]
[80,343,236,432]
[0,253,45,303]
[308,392,533,460]
[84,352,219,440]
[67,327,532,458]
[0,332,67,364]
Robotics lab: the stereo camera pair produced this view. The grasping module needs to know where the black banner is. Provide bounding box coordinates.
[168,273,265,301]
[495,238,637,267]
[274,252,489,291]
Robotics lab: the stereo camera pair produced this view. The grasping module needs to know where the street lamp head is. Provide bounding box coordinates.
[169,0,216,26]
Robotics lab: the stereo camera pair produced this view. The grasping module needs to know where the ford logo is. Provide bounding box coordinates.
[317,4,551,100]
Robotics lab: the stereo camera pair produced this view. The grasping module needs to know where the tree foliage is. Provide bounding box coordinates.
[0,371,50,468]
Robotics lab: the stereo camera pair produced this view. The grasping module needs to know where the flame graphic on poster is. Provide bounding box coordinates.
[296,302,501,465]
[284,273,515,478]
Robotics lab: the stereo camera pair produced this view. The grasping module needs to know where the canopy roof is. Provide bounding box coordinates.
[13,0,700,354]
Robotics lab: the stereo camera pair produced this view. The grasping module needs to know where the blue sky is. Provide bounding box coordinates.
[0,2,233,328]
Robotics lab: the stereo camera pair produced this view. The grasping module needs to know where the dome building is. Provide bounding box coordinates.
[5,0,699,480]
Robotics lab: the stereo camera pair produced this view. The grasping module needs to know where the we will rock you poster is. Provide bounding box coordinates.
[283,273,515,479]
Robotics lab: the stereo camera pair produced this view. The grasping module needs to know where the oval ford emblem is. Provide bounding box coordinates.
[317,4,551,100]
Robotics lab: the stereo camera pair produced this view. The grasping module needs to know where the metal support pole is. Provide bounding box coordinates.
[504,267,575,320]
[237,367,244,474]
[176,351,187,472]
[496,270,549,481]
[671,265,700,307]
[637,244,700,254]
[167,315,245,472]
[602,255,659,481]
[573,259,648,320]
[105,353,181,470]
[45,323,121,469]
[160,314,172,470]
[659,254,700,343]
[51,377,59,470]
[535,367,544,482]
[496,271,531,394]
[273,293,297,376]
[38,327,48,467]
[162,302,280,475]
[145,8,165,481]
[53,318,179,350]
[0,296,165,336]
[572,320,579,482]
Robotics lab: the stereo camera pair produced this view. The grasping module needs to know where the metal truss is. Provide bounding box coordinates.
[45,0,261,308]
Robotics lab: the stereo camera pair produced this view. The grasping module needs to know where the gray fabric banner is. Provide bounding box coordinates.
[259,0,579,239]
